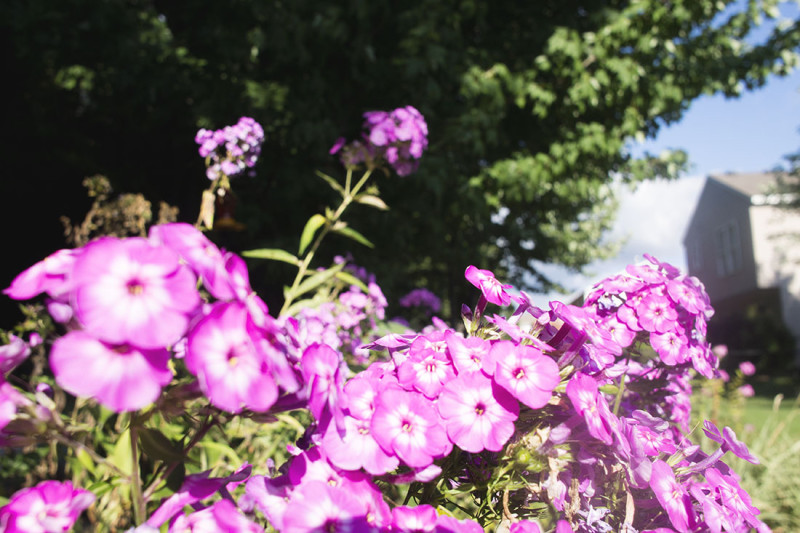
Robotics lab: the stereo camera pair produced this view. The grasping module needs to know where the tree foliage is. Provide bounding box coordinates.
[2,0,799,319]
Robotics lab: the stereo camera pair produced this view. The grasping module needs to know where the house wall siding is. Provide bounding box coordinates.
[683,179,757,303]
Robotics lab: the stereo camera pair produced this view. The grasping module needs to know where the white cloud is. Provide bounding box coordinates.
[533,174,706,303]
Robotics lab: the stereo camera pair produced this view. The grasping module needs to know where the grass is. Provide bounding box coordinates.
[692,373,800,532]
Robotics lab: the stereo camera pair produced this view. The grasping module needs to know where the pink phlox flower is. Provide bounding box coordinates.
[407,331,449,357]
[550,301,622,357]
[598,315,636,349]
[148,223,230,300]
[686,343,716,379]
[665,278,704,315]
[650,326,689,366]
[371,388,450,468]
[50,331,172,412]
[510,520,544,533]
[361,332,419,352]
[436,370,518,453]
[555,521,574,533]
[465,265,514,306]
[72,237,200,350]
[702,421,759,464]
[281,481,372,533]
[636,294,679,333]
[435,515,484,532]
[688,483,733,533]
[0,480,95,533]
[704,467,763,529]
[390,505,438,532]
[738,361,756,376]
[397,348,456,399]
[399,288,441,314]
[650,460,694,533]
[444,331,490,375]
[644,253,683,278]
[0,334,31,373]
[0,378,29,433]
[285,447,371,489]
[242,473,292,531]
[616,302,643,331]
[185,302,278,413]
[626,263,668,284]
[738,384,755,397]
[625,421,676,457]
[301,343,347,429]
[221,252,271,328]
[565,373,616,445]
[329,137,347,154]
[168,499,263,533]
[321,411,400,475]
[147,464,252,528]
[4,248,79,301]
[342,373,381,420]
[485,341,559,409]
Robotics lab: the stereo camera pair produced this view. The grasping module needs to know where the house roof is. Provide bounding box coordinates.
[709,172,779,198]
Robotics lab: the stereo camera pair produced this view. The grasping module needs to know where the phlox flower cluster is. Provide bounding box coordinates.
[399,288,441,315]
[195,116,265,180]
[0,480,94,533]
[330,106,428,176]
[470,262,768,532]
[583,254,716,377]
[306,324,560,477]
[2,222,303,417]
[286,263,388,365]
[0,238,772,532]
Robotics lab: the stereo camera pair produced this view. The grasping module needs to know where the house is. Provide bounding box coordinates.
[683,171,800,367]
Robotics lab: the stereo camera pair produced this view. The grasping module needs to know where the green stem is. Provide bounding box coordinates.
[130,424,145,525]
[613,371,627,417]
[280,169,372,315]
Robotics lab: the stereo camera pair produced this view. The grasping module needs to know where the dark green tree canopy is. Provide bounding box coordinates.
[2,0,799,319]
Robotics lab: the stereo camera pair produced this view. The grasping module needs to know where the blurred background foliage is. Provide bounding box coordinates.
[2,0,799,321]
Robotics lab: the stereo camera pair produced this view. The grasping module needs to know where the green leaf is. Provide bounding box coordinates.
[299,214,327,256]
[110,429,133,477]
[355,194,389,210]
[86,480,114,499]
[197,441,242,465]
[138,427,185,463]
[242,248,300,266]
[332,226,374,248]
[76,448,97,477]
[292,262,345,300]
[315,171,345,197]
[166,462,186,492]
[334,271,369,292]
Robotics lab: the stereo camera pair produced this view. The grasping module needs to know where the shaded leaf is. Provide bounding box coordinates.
[299,214,327,255]
[138,427,185,464]
[166,462,186,493]
[333,226,374,248]
[355,194,389,210]
[334,271,369,292]
[242,248,300,266]
[316,171,345,197]
[292,262,345,300]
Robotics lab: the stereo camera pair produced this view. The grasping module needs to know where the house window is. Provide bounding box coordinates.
[688,239,703,272]
[714,221,742,276]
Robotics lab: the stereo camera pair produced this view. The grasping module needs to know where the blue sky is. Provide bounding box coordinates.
[538,51,800,301]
